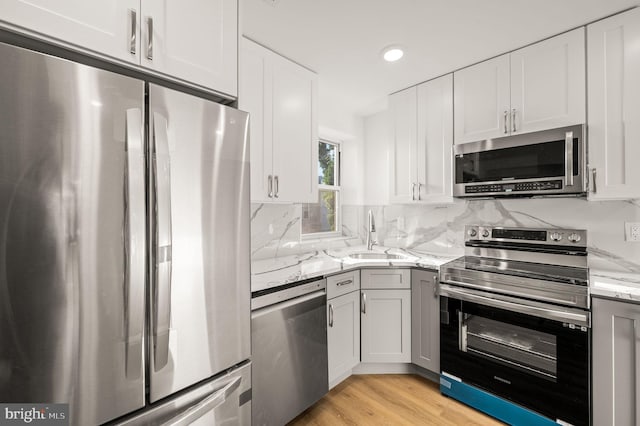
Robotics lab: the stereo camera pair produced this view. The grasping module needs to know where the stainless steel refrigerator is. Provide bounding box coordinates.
[0,41,251,425]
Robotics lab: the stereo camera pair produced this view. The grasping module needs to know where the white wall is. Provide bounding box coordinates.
[362,109,390,205]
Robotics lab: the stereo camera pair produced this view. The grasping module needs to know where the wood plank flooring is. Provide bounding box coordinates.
[288,374,504,425]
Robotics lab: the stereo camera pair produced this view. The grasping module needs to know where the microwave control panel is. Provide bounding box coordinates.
[464,180,562,194]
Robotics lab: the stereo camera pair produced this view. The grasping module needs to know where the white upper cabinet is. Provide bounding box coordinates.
[142,0,238,96]
[0,0,140,64]
[416,75,453,203]
[0,0,238,96]
[454,55,510,144]
[389,86,417,203]
[389,74,453,204]
[587,8,640,200]
[239,37,318,203]
[510,28,585,134]
[454,28,585,144]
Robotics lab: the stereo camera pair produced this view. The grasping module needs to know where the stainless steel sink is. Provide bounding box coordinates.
[348,253,405,260]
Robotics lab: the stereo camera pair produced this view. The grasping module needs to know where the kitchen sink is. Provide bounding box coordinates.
[348,253,406,260]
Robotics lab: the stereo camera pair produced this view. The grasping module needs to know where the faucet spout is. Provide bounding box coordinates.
[366,210,377,250]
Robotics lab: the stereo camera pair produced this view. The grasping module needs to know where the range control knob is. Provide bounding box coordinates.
[550,232,563,241]
[482,229,490,238]
[467,228,478,237]
[568,233,582,243]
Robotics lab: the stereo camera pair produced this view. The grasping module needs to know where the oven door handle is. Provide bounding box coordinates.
[458,310,468,352]
[440,284,589,327]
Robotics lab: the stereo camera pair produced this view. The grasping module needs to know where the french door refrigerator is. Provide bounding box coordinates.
[0,41,251,425]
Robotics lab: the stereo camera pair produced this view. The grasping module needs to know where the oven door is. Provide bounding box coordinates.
[440,285,589,426]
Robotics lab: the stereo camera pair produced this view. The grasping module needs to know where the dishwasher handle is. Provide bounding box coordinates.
[251,290,326,319]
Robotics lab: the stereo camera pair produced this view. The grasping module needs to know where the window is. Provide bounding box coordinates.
[302,140,340,236]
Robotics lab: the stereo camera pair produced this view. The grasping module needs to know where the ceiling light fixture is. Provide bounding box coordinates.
[382,45,404,62]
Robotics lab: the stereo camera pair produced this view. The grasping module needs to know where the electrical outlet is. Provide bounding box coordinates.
[625,222,640,242]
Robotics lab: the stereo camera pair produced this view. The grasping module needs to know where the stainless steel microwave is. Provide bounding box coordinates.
[453,125,586,198]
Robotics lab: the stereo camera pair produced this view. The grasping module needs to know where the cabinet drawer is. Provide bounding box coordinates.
[361,269,411,290]
[327,270,360,299]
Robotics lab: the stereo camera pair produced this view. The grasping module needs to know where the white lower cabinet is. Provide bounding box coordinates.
[410,269,440,373]
[592,297,640,425]
[327,290,360,388]
[360,269,411,363]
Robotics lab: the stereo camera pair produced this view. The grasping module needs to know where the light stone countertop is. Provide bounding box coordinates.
[589,270,640,303]
[251,245,640,304]
[251,245,459,293]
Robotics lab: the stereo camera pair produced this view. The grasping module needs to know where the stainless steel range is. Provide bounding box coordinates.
[439,225,589,426]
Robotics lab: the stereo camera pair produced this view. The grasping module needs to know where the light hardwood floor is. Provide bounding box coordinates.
[288,374,505,425]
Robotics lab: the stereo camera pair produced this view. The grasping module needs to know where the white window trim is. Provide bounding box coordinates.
[301,139,341,239]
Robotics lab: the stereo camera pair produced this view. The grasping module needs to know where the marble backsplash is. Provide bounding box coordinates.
[251,198,640,273]
[250,203,363,260]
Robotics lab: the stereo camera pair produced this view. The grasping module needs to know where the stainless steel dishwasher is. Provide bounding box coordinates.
[251,278,328,426]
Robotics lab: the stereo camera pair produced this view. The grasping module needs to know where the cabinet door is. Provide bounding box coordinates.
[592,297,640,425]
[327,291,360,388]
[361,289,411,363]
[410,270,440,373]
[239,38,273,203]
[510,28,585,135]
[389,87,418,203]
[0,0,140,63]
[271,54,318,203]
[416,74,453,203]
[454,55,510,144]
[142,0,237,96]
[587,8,640,200]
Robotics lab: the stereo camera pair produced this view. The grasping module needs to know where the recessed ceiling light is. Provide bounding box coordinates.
[382,45,404,62]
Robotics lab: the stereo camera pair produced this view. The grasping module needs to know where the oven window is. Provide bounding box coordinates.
[455,139,579,183]
[462,313,557,380]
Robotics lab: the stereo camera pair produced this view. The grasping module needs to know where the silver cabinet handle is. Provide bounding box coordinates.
[433,275,439,298]
[274,175,279,198]
[329,304,334,327]
[411,183,416,201]
[417,183,423,201]
[591,168,597,193]
[152,112,172,371]
[267,175,273,198]
[503,110,508,134]
[336,279,353,287]
[512,108,517,132]
[361,292,367,314]
[146,17,153,60]
[565,131,574,187]
[129,9,137,54]
[162,377,242,426]
[124,108,145,379]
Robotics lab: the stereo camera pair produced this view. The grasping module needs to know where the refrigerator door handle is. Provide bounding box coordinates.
[124,108,146,379]
[152,112,173,370]
[160,376,242,426]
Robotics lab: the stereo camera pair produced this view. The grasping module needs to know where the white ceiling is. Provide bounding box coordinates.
[241,0,638,121]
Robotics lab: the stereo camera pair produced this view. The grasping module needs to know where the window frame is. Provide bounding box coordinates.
[301,139,342,239]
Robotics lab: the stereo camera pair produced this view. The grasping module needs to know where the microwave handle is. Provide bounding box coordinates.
[565,131,574,187]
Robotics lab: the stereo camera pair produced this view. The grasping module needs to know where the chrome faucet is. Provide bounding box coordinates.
[366,209,377,250]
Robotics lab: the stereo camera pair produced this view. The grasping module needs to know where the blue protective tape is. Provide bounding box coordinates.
[439,374,559,426]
